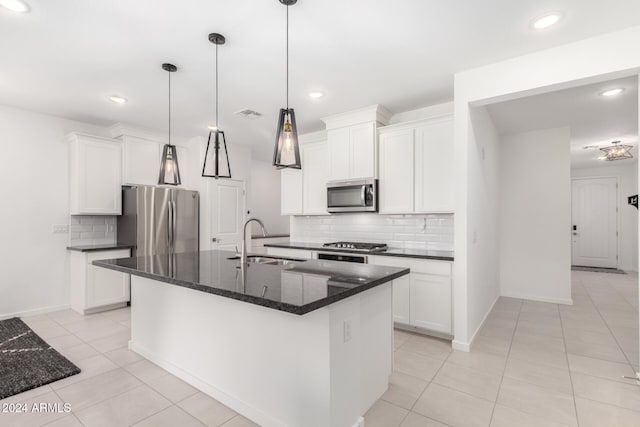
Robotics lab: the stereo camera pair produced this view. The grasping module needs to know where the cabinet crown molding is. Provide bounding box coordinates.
[109,123,168,143]
[65,132,120,144]
[321,104,393,130]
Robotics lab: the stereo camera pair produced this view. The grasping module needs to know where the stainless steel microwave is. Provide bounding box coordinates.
[327,179,377,213]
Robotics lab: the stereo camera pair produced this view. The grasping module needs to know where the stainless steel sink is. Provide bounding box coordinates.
[227,255,301,266]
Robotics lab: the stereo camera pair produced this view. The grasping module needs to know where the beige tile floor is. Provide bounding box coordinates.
[1,270,638,426]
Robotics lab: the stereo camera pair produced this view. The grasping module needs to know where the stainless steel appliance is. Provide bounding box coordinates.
[327,178,377,213]
[322,242,388,253]
[117,185,199,257]
[317,252,368,263]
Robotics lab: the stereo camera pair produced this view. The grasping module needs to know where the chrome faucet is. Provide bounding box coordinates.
[241,218,268,266]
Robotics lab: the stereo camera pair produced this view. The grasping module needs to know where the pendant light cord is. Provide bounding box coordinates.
[215,42,219,129]
[168,70,172,145]
[286,4,289,110]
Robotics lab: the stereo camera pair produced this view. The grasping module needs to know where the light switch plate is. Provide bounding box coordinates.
[52,224,69,234]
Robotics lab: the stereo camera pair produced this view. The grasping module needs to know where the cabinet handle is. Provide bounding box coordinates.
[211,238,218,242]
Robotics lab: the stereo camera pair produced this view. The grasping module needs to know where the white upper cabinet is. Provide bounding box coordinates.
[281,168,303,215]
[68,133,122,215]
[121,135,161,186]
[378,116,454,214]
[280,131,328,216]
[302,141,329,215]
[414,118,454,213]
[327,127,351,181]
[379,128,415,214]
[327,122,376,181]
[111,124,191,189]
[323,105,391,182]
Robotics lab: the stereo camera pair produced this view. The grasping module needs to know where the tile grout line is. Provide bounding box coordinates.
[487,298,523,426]
[580,274,638,371]
[558,297,581,427]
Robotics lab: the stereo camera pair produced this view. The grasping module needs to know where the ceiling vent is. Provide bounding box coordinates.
[235,109,262,119]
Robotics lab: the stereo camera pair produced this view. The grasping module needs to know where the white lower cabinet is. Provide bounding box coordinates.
[369,256,452,336]
[70,249,131,314]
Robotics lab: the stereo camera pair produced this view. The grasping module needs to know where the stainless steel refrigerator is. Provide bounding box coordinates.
[117,185,199,257]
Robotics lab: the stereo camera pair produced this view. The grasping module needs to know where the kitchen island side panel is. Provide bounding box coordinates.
[129,276,392,427]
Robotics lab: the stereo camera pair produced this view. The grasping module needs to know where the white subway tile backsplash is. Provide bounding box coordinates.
[290,213,454,251]
[68,215,117,246]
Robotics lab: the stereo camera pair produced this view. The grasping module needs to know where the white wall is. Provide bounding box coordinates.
[0,105,110,318]
[453,106,501,350]
[572,162,638,272]
[248,160,289,235]
[499,127,572,304]
[454,25,640,350]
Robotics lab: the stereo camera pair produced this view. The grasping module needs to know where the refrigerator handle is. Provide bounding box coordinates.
[168,202,174,252]
[171,200,177,252]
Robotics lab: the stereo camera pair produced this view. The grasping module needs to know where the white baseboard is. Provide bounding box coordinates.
[500,292,573,305]
[452,295,499,353]
[0,304,70,321]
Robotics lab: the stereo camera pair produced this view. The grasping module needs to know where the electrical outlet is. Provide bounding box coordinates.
[52,224,69,234]
[343,320,352,343]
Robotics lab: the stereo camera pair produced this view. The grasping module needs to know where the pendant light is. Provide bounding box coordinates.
[202,33,232,179]
[273,0,301,169]
[158,63,182,186]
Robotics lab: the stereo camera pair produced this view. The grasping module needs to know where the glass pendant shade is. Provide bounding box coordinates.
[273,108,301,169]
[159,144,181,185]
[600,141,633,161]
[202,130,231,178]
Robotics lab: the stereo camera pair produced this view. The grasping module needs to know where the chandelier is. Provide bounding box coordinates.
[599,141,633,161]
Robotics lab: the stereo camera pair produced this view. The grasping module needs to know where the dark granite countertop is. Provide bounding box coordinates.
[67,244,134,252]
[93,250,409,315]
[251,234,290,240]
[263,242,454,261]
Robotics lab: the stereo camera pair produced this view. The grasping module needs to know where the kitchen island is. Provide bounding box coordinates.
[94,250,409,427]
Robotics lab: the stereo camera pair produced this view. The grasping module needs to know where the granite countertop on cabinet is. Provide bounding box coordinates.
[263,242,454,261]
[66,244,134,252]
[93,250,409,315]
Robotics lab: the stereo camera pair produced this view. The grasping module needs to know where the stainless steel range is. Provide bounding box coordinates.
[322,242,388,253]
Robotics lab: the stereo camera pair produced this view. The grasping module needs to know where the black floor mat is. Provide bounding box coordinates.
[0,317,80,399]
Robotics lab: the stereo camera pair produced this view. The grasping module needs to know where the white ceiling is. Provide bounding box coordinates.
[487,76,638,169]
[2,1,640,160]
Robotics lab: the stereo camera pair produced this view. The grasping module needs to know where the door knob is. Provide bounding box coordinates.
[211,237,218,242]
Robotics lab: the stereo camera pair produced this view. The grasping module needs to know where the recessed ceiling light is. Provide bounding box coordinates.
[109,95,128,104]
[530,13,562,30]
[0,0,30,13]
[308,91,324,99]
[600,88,625,97]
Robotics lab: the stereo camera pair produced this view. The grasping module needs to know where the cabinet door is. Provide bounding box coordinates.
[122,136,161,186]
[392,275,411,325]
[415,119,454,213]
[302,142,329,215]
[327,128,351,181]
[281,169,303,215]
[379,128,415,213]
[410,272,452,334]
[350,122,376,179]
[70,135,122,215]
[85,250,131,309]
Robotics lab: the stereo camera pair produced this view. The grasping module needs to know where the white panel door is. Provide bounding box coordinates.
[410,273,452,334]
[327,127,351,181]
[350,122,376,179]
[379,128,415,213]
[415,119,454,213]
[210,180,246,252]
[302,142,329,215]
[571,177,618,268]
[281,168,303,215]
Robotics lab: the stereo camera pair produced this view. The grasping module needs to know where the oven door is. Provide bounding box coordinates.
[327,179,377,213]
